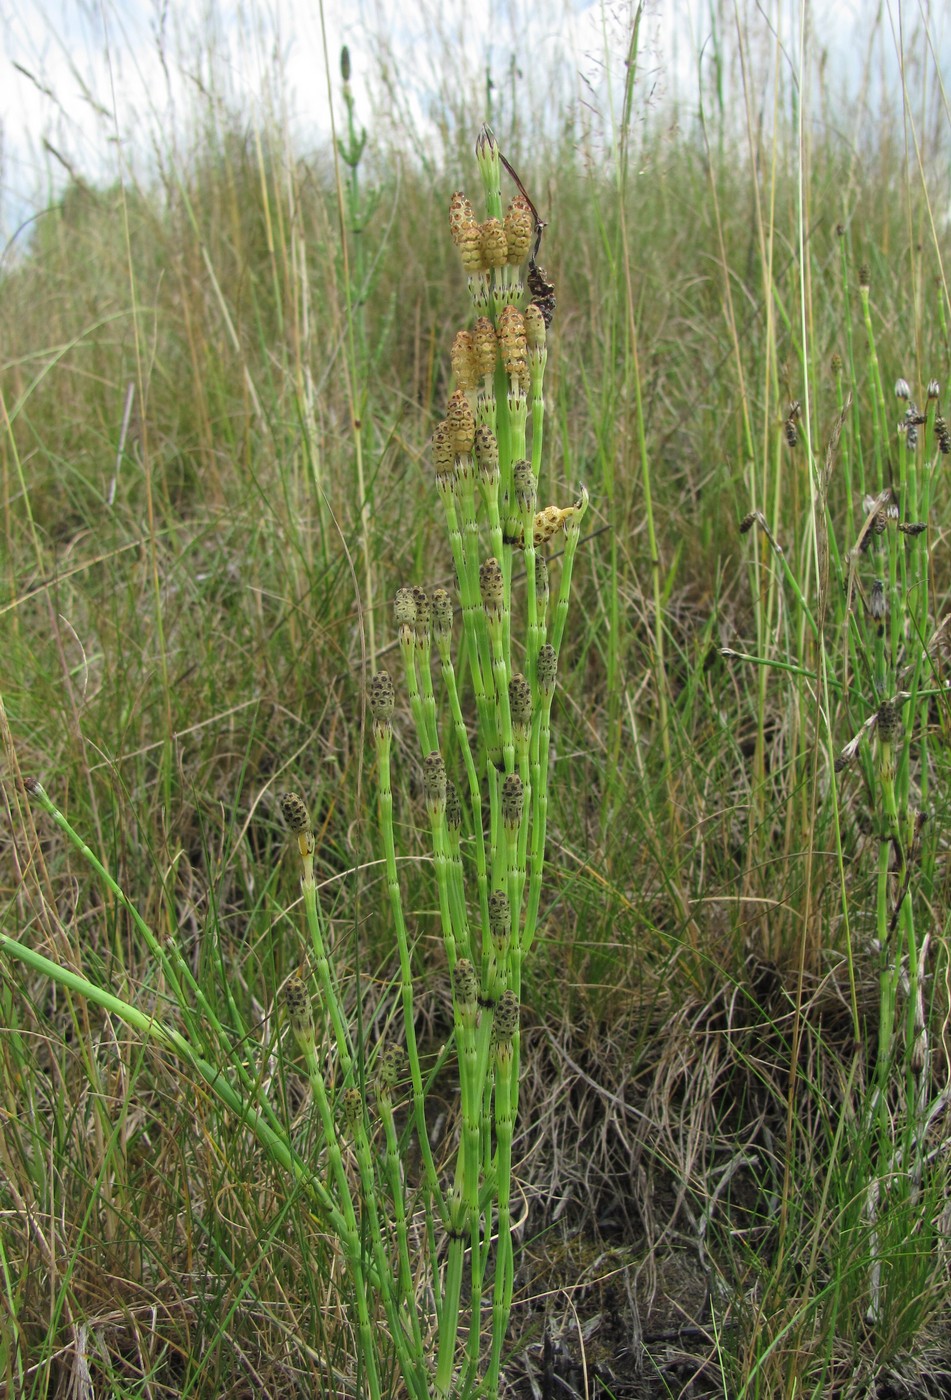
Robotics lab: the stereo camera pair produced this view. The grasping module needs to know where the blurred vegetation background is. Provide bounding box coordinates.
[3,0,951,1394]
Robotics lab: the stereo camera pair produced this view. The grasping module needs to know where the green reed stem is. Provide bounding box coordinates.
[371,721,445,1226]
[378,1074,426,1364]
[345,1092,430,1400]
[523,665,556,960]
[297,1046,383,1400]
[485,1013,516,1399]
[435,631,489,944]
[859,284,888,492]
[299,839,354,1077]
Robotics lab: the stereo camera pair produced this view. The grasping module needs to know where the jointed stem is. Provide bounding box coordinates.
[373,725,446,1230]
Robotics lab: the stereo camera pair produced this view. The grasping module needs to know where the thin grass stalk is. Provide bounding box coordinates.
[859,274,889,493]
[0,923,366,1258]
[376,1048,426,1365]
[435,605,489,942]
[281,802,357,1078]
[287,996,383,1400]
[367,697,446,1230]
[522,645,556,960]
[343,1087,432,1400]
[324,25,377,665]
[22,781,289,1127]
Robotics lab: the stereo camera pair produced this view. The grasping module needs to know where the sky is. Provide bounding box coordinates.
[1,0,948,248]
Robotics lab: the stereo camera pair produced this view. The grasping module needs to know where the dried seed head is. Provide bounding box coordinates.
[835,222,846,237]
[498,304,527,381]
[537,643,557,696]
[431,420,454,484]
[524,302,546,353]
[935,416,951,454]
[927,378,940,400]
[451,330,479,392]
[412,587,431,643]
[431,588,453,642]
[445,779,462,832]
[452,957,479,1013]
[894,378,911,401]
[903,405,920,452]
[479,557,504,618]
[449,190,475,245]
[501,772,523,829]
[509,674,533,734]
[394,586,417,628]
[863,494,891,537]
[877,700,902,744]
[898,521,927,536]
[480,218,508,270]
[474,424,499,484]
[422,751,447,813]
[472,316,497,378]
[280,792,311,834]
[503,194,534,265]
[488,890,511,947]
[831,352,843,375]
[528,262,556,326]
[837,731,863,771]
[513,458,537,514]
[535,554,549,606]
[869,579,887,622]
[368,671,396,723]
[739,511,757,535]
[447,388,476,455]
[493,989,519,1045]
[858,263,871,291]
[783,400,800,446]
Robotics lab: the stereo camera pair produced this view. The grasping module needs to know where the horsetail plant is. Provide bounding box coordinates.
[280,129,588,1398]
[7,128,587,1400]
[360,126,587,1398]
[732,356,949,1332]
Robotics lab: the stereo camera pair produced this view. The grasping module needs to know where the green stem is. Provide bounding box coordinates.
[300,844,354,1077]
[25,781,285,1136]
[0,929,364,1260]
[485,1034,516,1399]
[373,726,445,1229]
[379,1086,426,1364]
[299,1049,382,1400]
